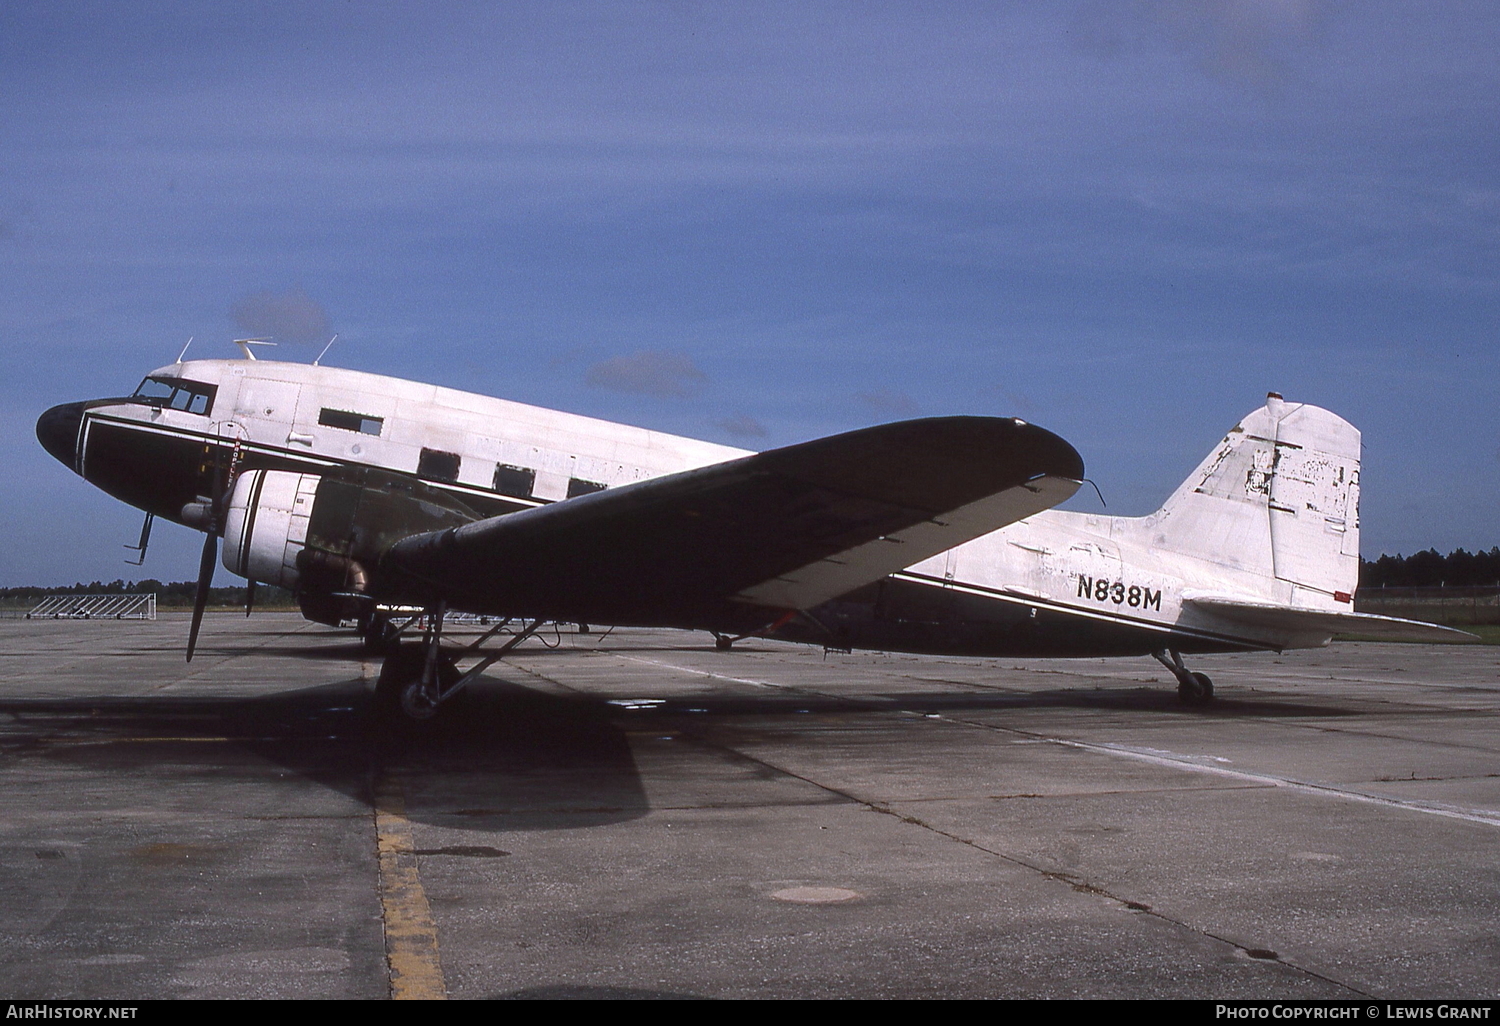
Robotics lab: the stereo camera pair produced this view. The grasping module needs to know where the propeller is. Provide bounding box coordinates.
[186,442,233,662]
[186,528,217,661]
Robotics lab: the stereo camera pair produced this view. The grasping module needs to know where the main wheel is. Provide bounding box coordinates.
[715,634,733,651]
[375,644,461,722]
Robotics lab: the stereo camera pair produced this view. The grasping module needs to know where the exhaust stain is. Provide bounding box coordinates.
[770,886,861,904]
[409,846,509,858]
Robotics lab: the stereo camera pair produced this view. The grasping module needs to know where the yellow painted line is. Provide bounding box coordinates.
[374,772,448,1000]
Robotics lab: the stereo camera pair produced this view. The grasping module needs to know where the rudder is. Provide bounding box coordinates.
[1150,394,1360,608]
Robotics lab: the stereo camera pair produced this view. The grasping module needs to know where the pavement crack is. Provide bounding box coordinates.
[673,727,1373,999]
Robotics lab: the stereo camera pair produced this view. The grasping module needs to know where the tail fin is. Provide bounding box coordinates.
[1151,394,1360,608]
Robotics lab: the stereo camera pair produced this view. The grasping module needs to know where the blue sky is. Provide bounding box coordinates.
[3,1,1497,585]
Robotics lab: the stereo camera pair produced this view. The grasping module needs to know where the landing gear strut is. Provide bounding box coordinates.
[1154,649,1214,706]
[374,603,545,723]
[376,642,460,720]
[360,611,397,653]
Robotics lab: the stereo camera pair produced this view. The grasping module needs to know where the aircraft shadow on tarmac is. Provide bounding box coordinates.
[227,633,1372,722]
[0,679,654,832]
[0,671,1363,835]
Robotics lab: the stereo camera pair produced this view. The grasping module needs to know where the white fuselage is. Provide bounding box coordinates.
[73,358,1341,654]
[143,359,750,501]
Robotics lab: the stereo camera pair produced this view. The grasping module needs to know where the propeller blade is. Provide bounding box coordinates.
[186,436,234,662]
[245,579,256,617]
[186,530,217,662]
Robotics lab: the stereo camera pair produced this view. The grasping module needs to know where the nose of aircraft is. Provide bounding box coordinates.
[36,401,85,469]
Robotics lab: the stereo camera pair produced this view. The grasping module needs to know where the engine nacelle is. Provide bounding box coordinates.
[221,469,320,590]
[220,466,482,601]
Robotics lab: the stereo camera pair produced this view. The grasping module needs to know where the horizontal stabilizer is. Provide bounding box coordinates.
[383,416,1083,628]
[1183,593,1475,643]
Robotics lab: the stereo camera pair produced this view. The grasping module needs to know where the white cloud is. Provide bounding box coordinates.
[230,287,332,346]
[856,389,921,417]
[715,413,768,439]
[584,350,708,399]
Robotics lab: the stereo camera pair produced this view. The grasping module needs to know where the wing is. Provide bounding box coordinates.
[1183,593,1475,644]
[382,416,1083,629]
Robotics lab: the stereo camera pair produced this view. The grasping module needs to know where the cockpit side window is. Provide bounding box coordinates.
[133,376,216,416]
[134,378,177,403]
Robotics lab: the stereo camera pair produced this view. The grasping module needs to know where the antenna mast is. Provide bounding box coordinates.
[313,334,338,366]
[232,338,277,361]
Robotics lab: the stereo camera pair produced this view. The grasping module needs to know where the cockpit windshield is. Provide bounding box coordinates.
[132,376,217,416]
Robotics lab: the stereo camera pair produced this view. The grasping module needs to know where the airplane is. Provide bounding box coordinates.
[35,346,1464,720]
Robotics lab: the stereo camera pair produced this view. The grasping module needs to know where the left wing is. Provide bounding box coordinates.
[382,416,1083,629]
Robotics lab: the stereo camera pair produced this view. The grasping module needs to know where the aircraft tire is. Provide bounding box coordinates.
[375,644,463,723]
[715,635,733,651]
[1176,672,1214,705]
[1192,672,1214,700]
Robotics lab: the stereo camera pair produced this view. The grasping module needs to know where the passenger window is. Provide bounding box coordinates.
[493,464,536,499]
[567,478,607,498]
[418,448,462,483]
[319,408,383,435]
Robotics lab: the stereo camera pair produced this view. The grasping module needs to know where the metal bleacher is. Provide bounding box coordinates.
[25,593,157,620]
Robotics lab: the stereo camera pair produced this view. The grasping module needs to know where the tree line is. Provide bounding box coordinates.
[1359,548,1500,589]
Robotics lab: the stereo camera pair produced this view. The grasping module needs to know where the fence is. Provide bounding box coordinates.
[1355,585,1500,625]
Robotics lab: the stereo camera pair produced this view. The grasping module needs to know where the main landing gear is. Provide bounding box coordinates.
[1154,649,1214,706]
[374,601,545,723]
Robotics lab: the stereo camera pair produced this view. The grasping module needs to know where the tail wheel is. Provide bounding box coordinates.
[1192,672,1214,700]
[1177,672,1214,705]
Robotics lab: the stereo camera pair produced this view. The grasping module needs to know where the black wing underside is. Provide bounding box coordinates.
[382,416,1084,631]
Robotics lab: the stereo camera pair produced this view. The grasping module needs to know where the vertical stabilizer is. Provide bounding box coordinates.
[1265,399,1361,606]
[1150,395,1360,608]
